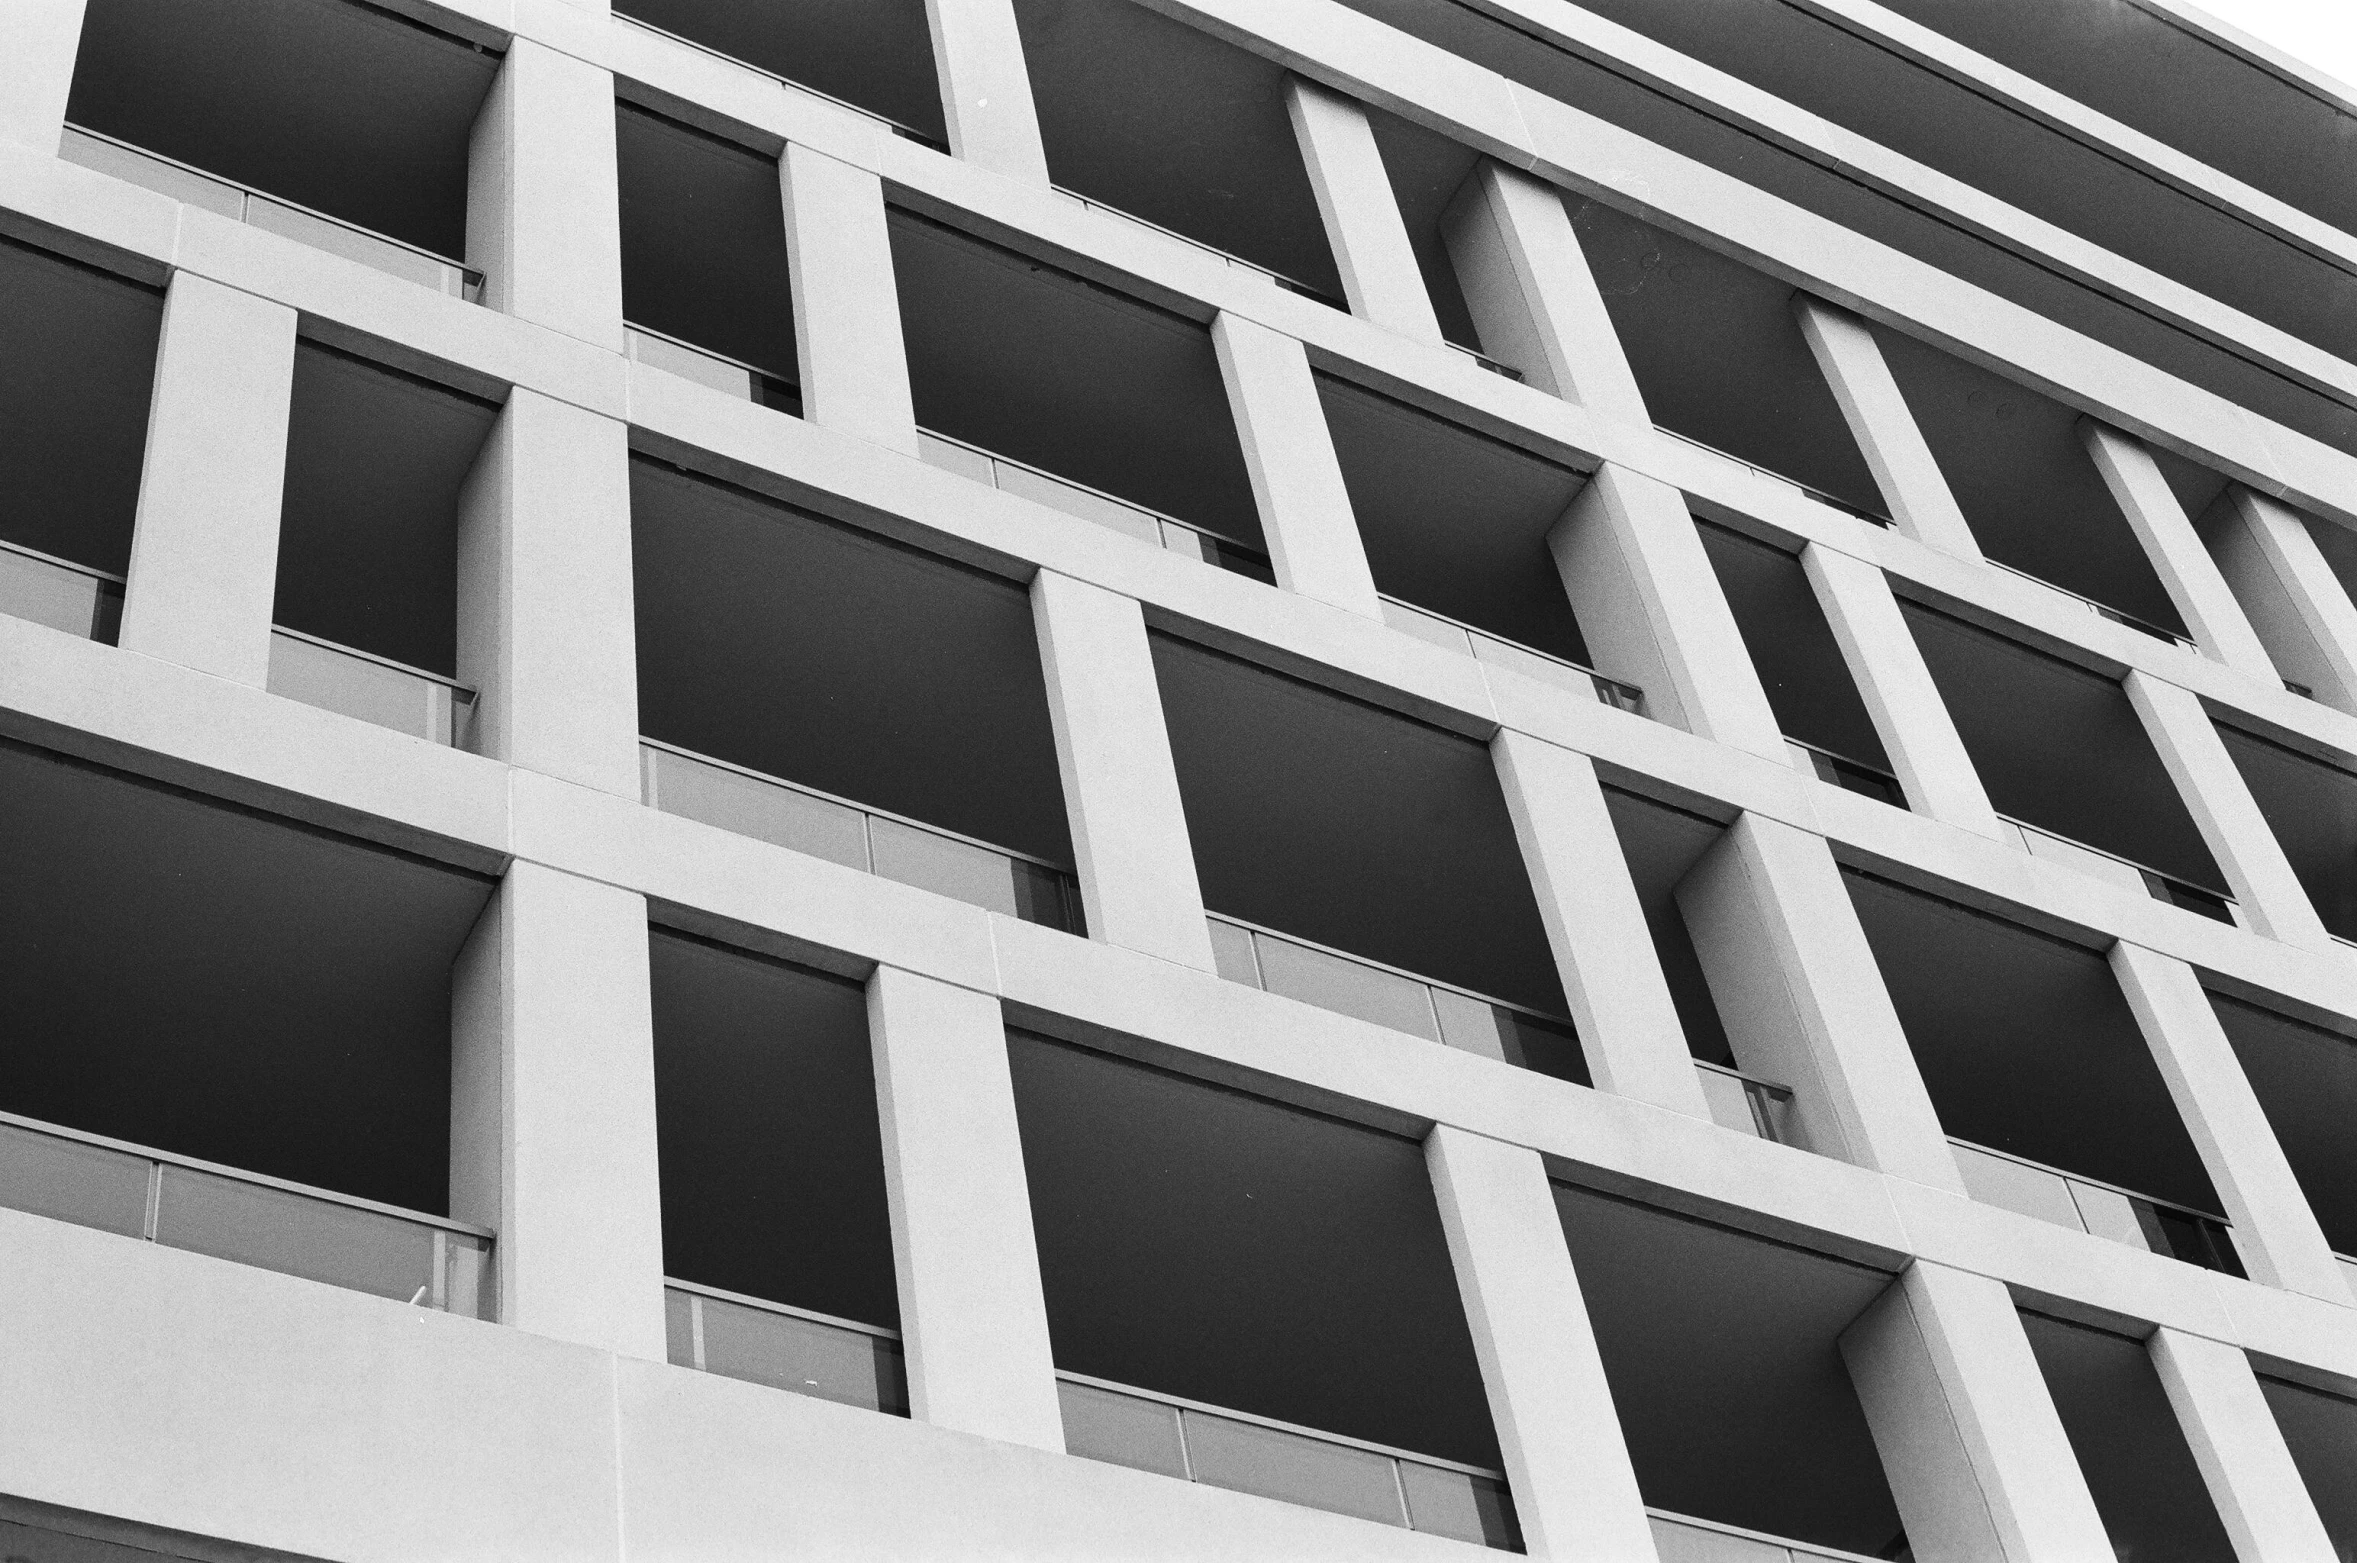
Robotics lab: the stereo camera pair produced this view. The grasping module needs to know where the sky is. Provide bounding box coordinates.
[2191,0,2357,96]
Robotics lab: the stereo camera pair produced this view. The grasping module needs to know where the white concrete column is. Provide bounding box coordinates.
[0,0,85,152]
[1802,544,2005,839]
[449,861,667,1361]
[1210,312,1381,618]
[466,39,625,351]
[2110,942,2349,1301]
[925,0,1051,185]
[1551,464,1790,760]
[1441,160,1647,421]
[869,966,1065,1453]
[2202,488,2357,716]
[1031,570,1217,972]
[1793,297,1982,559]
[1425,1127,1660,1563]
[1491,731,1712,1118]
[2123,670,2332,949]
[2148,1328,2341,1563]
[1839,1262,2114,1562]
[1283,77,1441,345]
[781,142,919,454]
[117,273,296,689]
[2083,423,2278,678]
[1676,815,1964,1189]
[455,389,641,798]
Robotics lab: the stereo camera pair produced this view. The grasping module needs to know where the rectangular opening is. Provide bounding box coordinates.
[2216,725,2357,941]
[1365,109,1487,356]
[2258,1372,2357,1556]
[614,0,946,147]
[2211,996,2357,1260]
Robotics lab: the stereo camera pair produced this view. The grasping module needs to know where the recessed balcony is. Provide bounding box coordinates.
[613,0,947,149]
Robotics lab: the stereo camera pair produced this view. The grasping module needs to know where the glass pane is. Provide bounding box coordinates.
[1649,1514,1793,1562]
[1057,1380,1189,1479]
[267,634,440,740]
[1696,1068,1763,1137]
[1747,1083,1801,1148]
[1496,1012,1589,1085]
[1207,919,1261,986]
[1399,1463,1520,1549]
[1252,935,1440,1041]
[1951,1143,2085,1232]
[443,1232,494,1320]
[154,1166,437,1303]
[244,195,450,291]
[868,815,1024,916]
[1378,598,1474,655]
[697,1294,906,1414]
[994,463,1163,545]
[2066,1181,2151,1250]
[645,748,869,869]
[2017,828,2149,895]
[666,1289,696,1367]
[0,549,111,639]
[62,129,244,216]
[0,1121,149,1236]
[1180,1411,1407,1528]
[1008,858,1080,933]
[915,432,997,484]
[628,328,757,399]
[1432,988,1511,1060]
[1470,633,1596,698]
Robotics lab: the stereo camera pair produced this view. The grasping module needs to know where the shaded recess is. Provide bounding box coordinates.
[2019,1311,2237,1563]
[630,460,1074,867]
[889,210,1262,547]
[1315,375,1593,664]
[1570,200,1885,517]
[0,739,493,1214]
[2260,1373,2357,1555]
[2217,725,2357,940]
[2212,996,2357,1256]
[1900,603,2222,891]
[1601,789,1733,1066]
[1150,633,1566,1015]
[615,103,800,389]
[614,0,945,143]
[1011,0,1341,299]
[1846,871,2220,1214]
[1696,524,1889,774]
[69,0,497,258]
[650,929,896,1329]
[274,343,498,677]
[1008,1033,1500,1468]
[0,239,160,578]
[1364,106,1485,351]
[1555,1187,1905,1556]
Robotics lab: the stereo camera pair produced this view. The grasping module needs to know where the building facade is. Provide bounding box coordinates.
[5,0,2357,1557]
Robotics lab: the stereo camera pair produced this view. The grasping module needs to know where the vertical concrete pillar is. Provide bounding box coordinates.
[1551,464,1789,760]
[455,389,641,797]
[1491,731,1712,1118]
[117,274,296,689]
[781,143,919,454]
[925,0,1051,185]
[1031,571,1217,972]
[1210,312,1381,618]
[1676,816,1963,1189]
[1441,161,1646,420]
[2110,942,2348,1301]
[2083,423,2277,678]
[2202,488,2357,716]
[449,861,667,1361]
[869,966,1065,1452]
[1839,1262,2114,1562]
[1802,545,2005,839]
[1793,297,1982,559]
[2123,670,2331,949]
[2148,1329,2341,1562]
[1283,77,1440,344]
[466,39,625,350]
[1426,1127,1660,1563]
[0,0,85,152]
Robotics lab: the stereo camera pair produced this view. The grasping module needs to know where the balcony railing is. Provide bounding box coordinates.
[268,628,476,747]
[0,538,122,642]
[1695,1060,1799,1145]
[1660,429,1891,527]
[1443,341,1525,382]
[663,1280,908,1415]
[1986,558,2192,648]
[915,427,1275,584]
[1207,912,1584,1079]
[641,739,1084,932]
[1649,1509,1898,1563]
[1058,1371,1520,1550]
[1996,814,2236,924]
[1049,186,1348,312]
[0,1110,493,1315]
[625,323,801,415]
[1377,596,1645,715]
[1786,738,1905,807]
[613,11,950,151]
[2338,1253,2357,1298]
[61,125,482,300]
[1950,1137,2241,1275]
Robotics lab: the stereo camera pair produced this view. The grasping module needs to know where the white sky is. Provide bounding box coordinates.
[2188,0,2357,96]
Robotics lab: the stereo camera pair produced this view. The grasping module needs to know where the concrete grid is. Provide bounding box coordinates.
[3,0,2357,1558]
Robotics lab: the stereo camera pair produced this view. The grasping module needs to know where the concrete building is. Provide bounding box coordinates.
[7,0,2357,1557]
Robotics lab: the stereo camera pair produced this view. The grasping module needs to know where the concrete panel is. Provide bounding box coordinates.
[1285,76,1440,344]
[782,141,920,453]
[466,39,626,351]
[2204,489,2357,718]
[0,0,84,152]
[927,0,1052,183]
[1793,297,1980,559]
[2149,1328,2341,1562]
[2085,423,2276,679]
